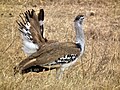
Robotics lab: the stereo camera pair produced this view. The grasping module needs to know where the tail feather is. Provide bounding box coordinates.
[24,12,30,22]
[38,9,44,21]
[31,9,38,22]
[38,9,44,38]
[19,14,26,24]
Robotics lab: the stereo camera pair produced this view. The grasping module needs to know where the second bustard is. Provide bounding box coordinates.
[14,15,85,79]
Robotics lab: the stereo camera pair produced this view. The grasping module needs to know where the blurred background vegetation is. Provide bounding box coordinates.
[0,0,119,5]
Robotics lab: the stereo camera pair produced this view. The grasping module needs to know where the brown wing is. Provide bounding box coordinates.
[14,42,80,74]
[36,42,80,64]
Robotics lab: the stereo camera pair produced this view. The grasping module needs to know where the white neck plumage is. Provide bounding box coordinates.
[74,21,85,55]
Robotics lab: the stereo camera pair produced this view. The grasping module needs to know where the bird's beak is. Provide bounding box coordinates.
[81,17,84,20]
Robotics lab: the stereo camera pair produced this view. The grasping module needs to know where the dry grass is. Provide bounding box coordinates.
[0,0,120,90]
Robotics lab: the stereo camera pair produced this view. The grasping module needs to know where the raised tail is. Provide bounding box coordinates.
[17,9,46,56]
[38,9,47,42]
[38,9,44,37]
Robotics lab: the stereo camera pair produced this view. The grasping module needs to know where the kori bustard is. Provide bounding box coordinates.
[15,14,85,79]
[16,9,47,56]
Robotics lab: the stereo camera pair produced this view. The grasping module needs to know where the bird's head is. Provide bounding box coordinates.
[74,15,84,24]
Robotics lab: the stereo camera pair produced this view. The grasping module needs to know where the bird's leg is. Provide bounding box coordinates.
[56,67,65,79]
[48,65,51,75]
[47,65,52,79]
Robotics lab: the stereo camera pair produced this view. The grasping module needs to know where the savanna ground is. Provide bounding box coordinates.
[0,0,120,90]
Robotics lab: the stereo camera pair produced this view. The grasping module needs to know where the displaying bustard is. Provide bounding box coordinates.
[16,9,47,56]
[14,14,85,79]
